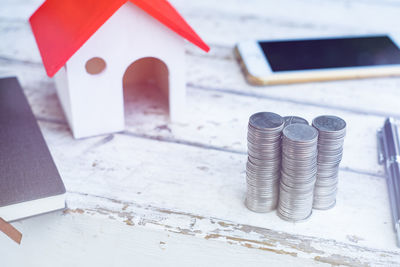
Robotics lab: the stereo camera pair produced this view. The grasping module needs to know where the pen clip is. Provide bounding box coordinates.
[377,128,385,165]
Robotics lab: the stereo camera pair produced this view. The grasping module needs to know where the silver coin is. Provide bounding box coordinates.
[249,112,284,131]
[283,116,309,127]
[283,124,319,143]
[312,115,346,133]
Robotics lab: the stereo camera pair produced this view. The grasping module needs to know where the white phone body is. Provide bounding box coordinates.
[235,35,400,85]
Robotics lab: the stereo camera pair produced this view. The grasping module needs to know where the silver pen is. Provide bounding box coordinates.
[378,118,400,247]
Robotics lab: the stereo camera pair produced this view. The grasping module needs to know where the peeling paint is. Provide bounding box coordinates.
[206,234,297,257]
[236,224,326,255]
[257,247,297,257]
[167,227,196,236]
[155,207,205,220]
[314,255,370,267]
[347,235,364,244]
[62,200,400,266]
[217,221,231,228]
[205,233,276,248]
[190,218,197,229]
[63,208,84,214]
[124,219,134,226]
[159,241,167,250]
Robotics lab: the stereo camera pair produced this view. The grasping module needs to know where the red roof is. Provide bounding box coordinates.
[29,0,210,77]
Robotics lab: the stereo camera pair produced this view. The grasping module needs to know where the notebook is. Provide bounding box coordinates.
[0,77,66,222]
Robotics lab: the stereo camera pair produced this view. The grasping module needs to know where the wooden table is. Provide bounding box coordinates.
[1,0,400,266]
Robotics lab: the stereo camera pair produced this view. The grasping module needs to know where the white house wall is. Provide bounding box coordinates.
[62,1,186,138]
[53,66,74,131]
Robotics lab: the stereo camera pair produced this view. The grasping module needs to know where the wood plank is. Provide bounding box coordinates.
[172,0,400,46]
[1,19,399,119]
[3,0,399,34]
[0,0,39,21]
[186,52,400,118]
[177,0,400,118]
[3,192,396,267]
[26,120,397,254]
[0,60,386,176]
[1,117,397,262]
[1,124,398,265]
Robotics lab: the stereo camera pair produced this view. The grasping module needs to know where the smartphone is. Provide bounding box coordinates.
[235,35,400,85]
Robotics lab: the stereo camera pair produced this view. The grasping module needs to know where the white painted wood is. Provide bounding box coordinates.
[172,0,400,46]
[0,194,332,267]
[1,0,400,265]
[2,18,400,119]
[0,62,387,176]
[38,121,394,252]
[1,121,399,266]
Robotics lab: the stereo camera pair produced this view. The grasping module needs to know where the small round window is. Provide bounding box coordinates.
[85,57,106,75]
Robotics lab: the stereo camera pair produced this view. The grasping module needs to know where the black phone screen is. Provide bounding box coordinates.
[258,36,400,72]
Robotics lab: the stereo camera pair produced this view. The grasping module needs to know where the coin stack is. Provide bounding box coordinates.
[278,124,318,221]
[312,115,346,210]
[245,112,285,213]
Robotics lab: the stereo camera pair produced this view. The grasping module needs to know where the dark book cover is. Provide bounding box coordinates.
[0,77,66,214]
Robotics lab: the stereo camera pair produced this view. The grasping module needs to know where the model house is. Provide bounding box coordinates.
[29,0,209,138]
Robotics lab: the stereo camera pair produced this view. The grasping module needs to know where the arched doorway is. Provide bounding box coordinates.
[122,57,169,125]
